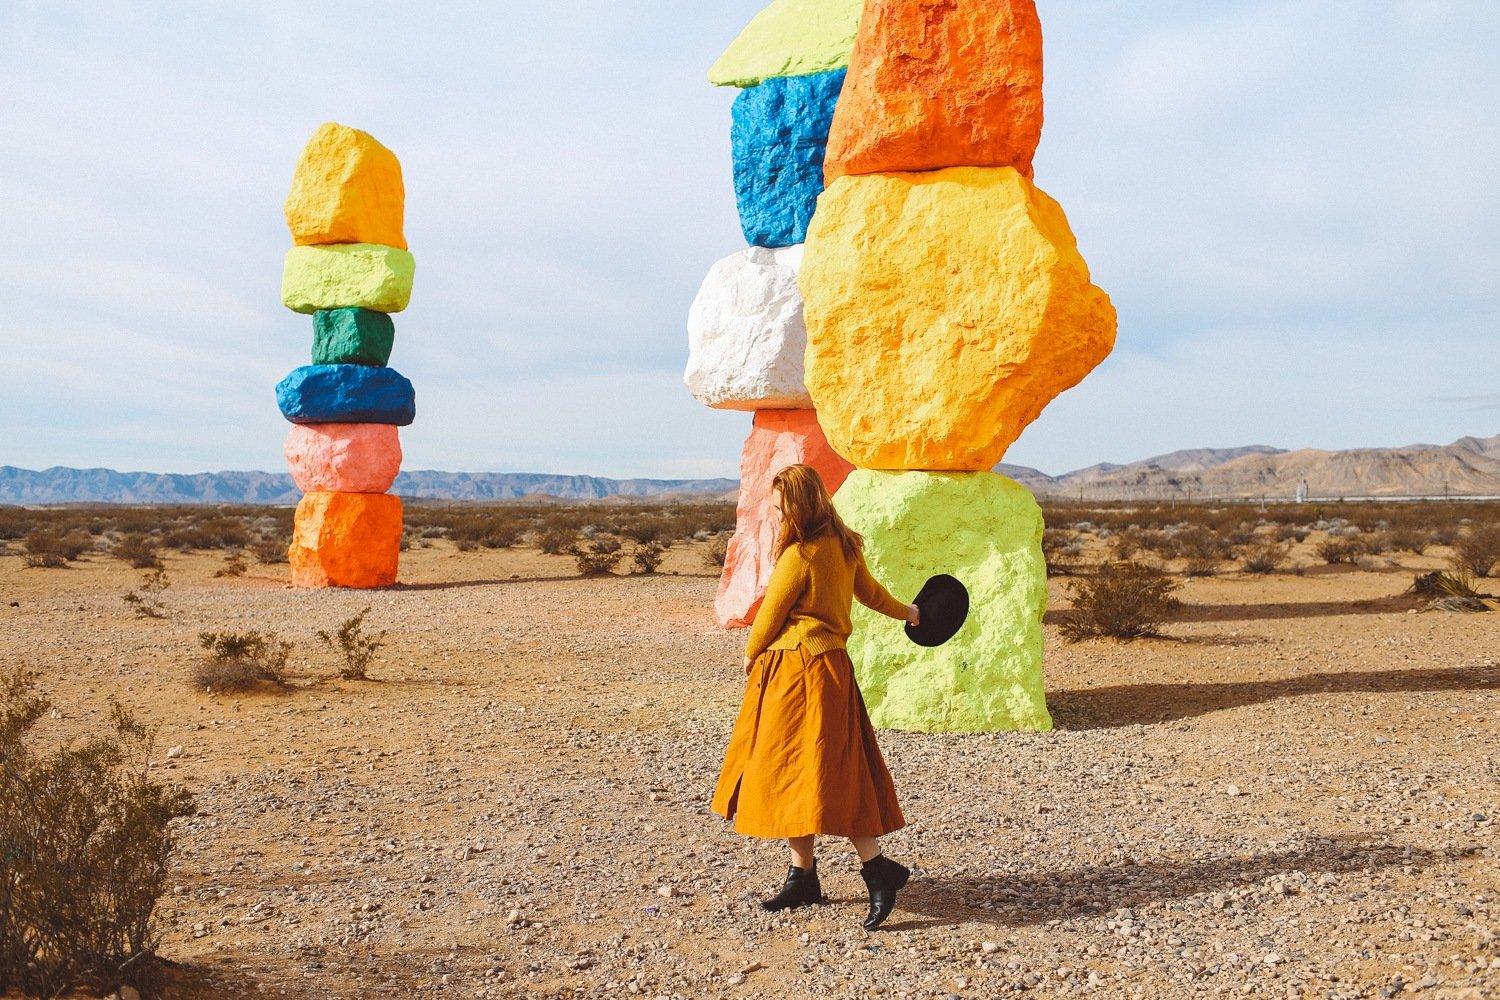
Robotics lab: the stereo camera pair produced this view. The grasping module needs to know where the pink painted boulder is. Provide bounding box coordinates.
[284,423,402,494]
[714,409,854,628]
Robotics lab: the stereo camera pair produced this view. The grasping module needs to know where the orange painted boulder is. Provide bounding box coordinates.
[285,122,407,250]
[824,0,1043,182]
[801,167,1116,470]
[289,492,402,588]
[284,423,402,494]
[714,409,854,628]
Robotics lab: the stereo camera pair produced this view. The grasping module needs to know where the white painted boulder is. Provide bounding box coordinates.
[684,245,812,411]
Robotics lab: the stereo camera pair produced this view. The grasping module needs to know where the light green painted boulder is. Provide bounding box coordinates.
[709,0,865,88]
[281,244,415,315]
[836,469,1051,733]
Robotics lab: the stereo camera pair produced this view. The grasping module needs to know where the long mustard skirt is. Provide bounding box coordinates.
[711,645,905,839]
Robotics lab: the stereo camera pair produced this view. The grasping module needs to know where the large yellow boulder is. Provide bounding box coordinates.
[801,167,1116,470]
[285,122,406,250]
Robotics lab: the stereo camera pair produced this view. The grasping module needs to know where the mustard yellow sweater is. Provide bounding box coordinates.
[745,534,910,661]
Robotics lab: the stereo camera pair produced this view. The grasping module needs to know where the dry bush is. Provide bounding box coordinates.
[0,668,195,999]
[122,568,170,620]
[1241,541,1289,575]
[161,516,251,552]
[214,551,248,578]
[1174,526,1232,577]
[1041,527,1081,576]
[538,527,578,555]
[1385,528,1430,555]
[1315,538,1365,565]
[447,514,524,551]
[631,541,667,575]
[1275,523,1311,543]
[702,534,729,569]
[111,533,162,570]
[1452,523,1500,578]
[192,631,291,692]
[317,608,385,681]
[1061,561,1181,642]
[21,530,90,568]
[572,538,623,576]
[249,534,290,564]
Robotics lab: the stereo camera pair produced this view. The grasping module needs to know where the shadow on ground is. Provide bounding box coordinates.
[1049,664,1498,730]
[887,834,1464,931]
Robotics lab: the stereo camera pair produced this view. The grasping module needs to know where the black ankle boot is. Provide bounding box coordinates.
[761,863,824,912]
[860,854,910,930]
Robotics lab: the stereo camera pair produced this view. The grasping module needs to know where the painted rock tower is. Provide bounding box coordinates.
[277,123,415,588]
[696,0,1117,732]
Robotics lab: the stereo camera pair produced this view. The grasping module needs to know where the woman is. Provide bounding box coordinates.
[711,464,919,930]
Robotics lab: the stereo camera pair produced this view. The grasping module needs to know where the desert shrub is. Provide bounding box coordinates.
[1241,541,1289,575]
[317,607,385,681]
[1315,538,1365,565]
[631,541,667,574]
[1041,527,1082,576]
[214,551,248,578]
[111,533,161,570]
[0,668,195,999]
[1275,523,1311,543]
[537,527,578,555]
[192,631,291,691]
[1452,523,1500,578]
[447,514,524,551]
[1061,561,1180,642]
[161,516,251,552]
[249,534,290,564]
[702,534,729,569]
[21,529,90,568]
[1385,528,1429,555]
[122,568,170,620]
[572,537,623,576]
[1175,526,1232,576]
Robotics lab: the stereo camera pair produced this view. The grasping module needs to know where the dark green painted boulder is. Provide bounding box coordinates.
[312,308,395,366]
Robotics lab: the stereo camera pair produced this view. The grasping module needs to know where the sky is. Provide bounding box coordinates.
[1,1,1497,480]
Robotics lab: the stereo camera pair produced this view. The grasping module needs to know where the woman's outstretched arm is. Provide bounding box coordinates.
[854,556,919,625]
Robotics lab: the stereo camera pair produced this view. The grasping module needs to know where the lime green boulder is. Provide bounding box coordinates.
[281,243,414,315]
[709,0,865,88]
[312,308,395,366]
[836,469,1051,733]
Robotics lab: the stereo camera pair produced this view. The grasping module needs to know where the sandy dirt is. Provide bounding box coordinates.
[0,534,1496,999]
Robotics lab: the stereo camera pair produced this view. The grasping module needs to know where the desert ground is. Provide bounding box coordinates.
[1,513,1497,1000]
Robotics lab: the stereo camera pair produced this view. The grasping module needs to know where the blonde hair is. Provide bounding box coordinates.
[772,464,863,561]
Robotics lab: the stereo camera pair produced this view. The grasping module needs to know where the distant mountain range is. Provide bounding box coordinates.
[3,432,1497,504]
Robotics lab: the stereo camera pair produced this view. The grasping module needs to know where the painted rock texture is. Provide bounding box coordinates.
[836,469,1050,733]
[824,0,1043,182]
[289,491,402,589]
[285,122,407,250]
[732,70,846,248]
[715,409,854,628]
[275,364,416,426]
[684,245,811,410]
[801,167,1117,470]
[709,0,865,88]
[283,423,402,494]
[312,308,395,366]
[281,244,415,315]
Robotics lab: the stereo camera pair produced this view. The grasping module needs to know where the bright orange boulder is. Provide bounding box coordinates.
[285,122,407,250]
[824,0,1043,182]
[289,492,402,588]
[714,410,854,628]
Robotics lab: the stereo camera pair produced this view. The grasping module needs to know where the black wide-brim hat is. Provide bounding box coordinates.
[904,573,970,647]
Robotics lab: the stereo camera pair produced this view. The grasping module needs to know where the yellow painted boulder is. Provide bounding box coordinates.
[281,244,415,315]
[285,122,407,250]
[801,167,1116,470]
[709,0,865,88]
[837,469,1050,733]
[289,491,402,588]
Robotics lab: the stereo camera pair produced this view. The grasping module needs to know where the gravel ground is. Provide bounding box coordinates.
[1,537,1496,999]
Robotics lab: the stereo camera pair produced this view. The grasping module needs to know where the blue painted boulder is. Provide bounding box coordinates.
[731,69,845,248]
[276,364,416,426]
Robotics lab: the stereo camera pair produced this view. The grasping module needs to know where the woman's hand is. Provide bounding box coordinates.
[906,603,921,627]
[743,655,753,675]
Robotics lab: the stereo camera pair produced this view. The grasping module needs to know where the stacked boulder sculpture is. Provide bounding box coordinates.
[276,123,414,588]
[685,0,865,629]
[695,0,1117,732]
